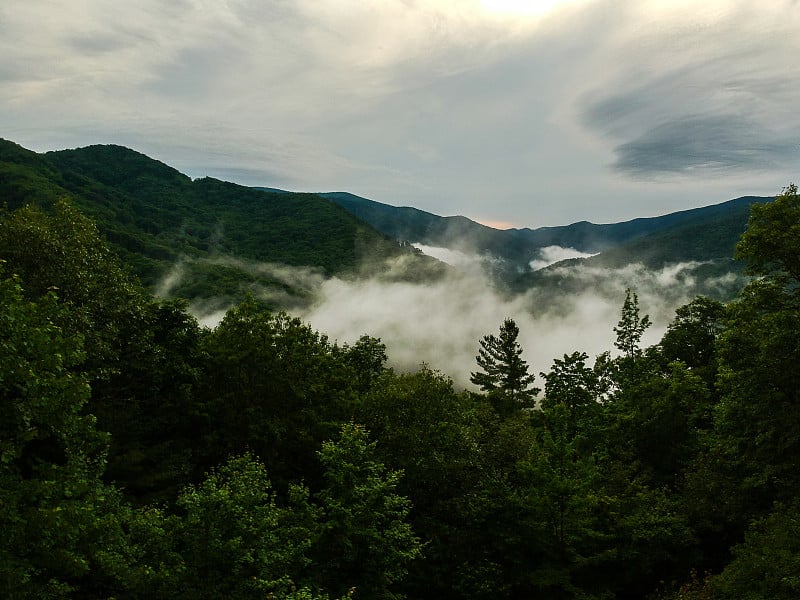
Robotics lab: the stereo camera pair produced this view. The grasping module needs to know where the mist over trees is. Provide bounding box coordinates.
[1,184,800,598]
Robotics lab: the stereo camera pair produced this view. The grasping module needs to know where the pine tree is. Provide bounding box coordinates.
[471,318,539,411]
[614,289,651,361]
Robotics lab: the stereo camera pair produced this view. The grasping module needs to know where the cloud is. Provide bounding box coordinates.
[611,114,799,177]
[298,254,718,389]
[579,2,800,180]
[155,255,327,323]
[2,0,798,227]
[413,243,498,270]
[529,245,598,270]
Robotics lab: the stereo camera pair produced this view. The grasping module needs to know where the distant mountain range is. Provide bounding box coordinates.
[317,191,770,273]
[1,137,768,308]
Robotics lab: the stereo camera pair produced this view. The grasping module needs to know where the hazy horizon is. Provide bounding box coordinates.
[2,1,797,228]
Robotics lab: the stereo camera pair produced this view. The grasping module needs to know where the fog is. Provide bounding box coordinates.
[155,255,326,327]
[169,246,736,389]
[529,245,598,270]
[299,249,727,389]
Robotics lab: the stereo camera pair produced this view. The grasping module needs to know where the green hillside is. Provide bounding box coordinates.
[323,190,771,272]
[582,202,755,269]
[0,139,442,307]
[0,137,771,309]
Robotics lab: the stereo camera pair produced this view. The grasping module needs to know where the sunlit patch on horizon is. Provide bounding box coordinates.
[473,218,517,230]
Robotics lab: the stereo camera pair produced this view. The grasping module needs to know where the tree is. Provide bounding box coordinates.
[714,278,800,505]
[711,499,800,600]
[471,318,539,411]
[712,185,800,509]
[735,183,800,284]
[540,351,600,438]
[314,422,422,599]
[515,403,610,598]
[156,454,319,600]
[357,368,517,600]
[614,288,651,361]
[0,198,148,379]
[0,199,201,503]
[343,335,388,395]
[197,297,354,487]
[0,268,129,598]
[612,289,653,391]
[658,296,724,389]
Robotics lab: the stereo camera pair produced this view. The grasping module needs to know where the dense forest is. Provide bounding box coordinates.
[0,139,445,312]
[2,183,800,599]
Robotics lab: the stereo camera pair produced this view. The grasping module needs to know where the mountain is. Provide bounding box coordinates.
[1,136,770,310]
[0,139,444,308]
[321,191,770,272]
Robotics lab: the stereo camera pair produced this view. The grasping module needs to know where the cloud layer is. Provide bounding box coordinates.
[299,256,720,388]
[2,1,798,227]
[529,246,598,270]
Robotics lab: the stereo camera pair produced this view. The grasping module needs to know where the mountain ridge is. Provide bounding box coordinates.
[318,190,770,263]
[1,137,772,308]
[0,139,445,308]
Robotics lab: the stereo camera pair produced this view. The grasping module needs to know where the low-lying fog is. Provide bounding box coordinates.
[301,245,735,388]
[174,246,738,389]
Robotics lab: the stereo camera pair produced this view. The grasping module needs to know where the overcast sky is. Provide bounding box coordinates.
[2,0,798,228]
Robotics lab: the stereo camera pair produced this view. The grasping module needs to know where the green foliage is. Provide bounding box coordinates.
[358,368,528,599]
[102,299,204,503]
[714,279,800,504]
[659,296,725,389]
[710,184,800,511]
[196,298,356,487]
[614,288,652,361]
[0,198,205,503]
[358,369,486,512]
[314,422,422,600]
[735,183,800,283]
[471,317,539,412]
[0,268,129,598]
[711,499,800,600]
[163,454,317,599]
[610,362,712,488]
[343,335,389,394]
[612,288,653,392]
[516,403,612,597]
[541,351,602,437]
[0,198,147,375]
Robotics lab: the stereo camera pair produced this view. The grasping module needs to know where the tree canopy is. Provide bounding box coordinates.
[2,184,800,599]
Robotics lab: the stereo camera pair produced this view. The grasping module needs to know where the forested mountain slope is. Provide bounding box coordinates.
[0,139,442,307]
[322,190,770,272]
[1,136,767,310]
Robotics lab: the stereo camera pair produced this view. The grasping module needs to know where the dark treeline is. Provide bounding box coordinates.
[1,185,800,599]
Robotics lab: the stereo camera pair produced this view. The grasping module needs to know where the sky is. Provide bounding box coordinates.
[2,0,799,228]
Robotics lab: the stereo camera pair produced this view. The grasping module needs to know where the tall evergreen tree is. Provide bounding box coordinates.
[471,318,539,411]
[614,288,651,361]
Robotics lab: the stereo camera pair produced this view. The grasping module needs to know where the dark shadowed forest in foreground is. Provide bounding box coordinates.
[2,184,800,599]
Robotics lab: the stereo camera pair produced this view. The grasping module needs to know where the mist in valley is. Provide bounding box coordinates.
[161,244,738,389]
[300,245,737,388]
